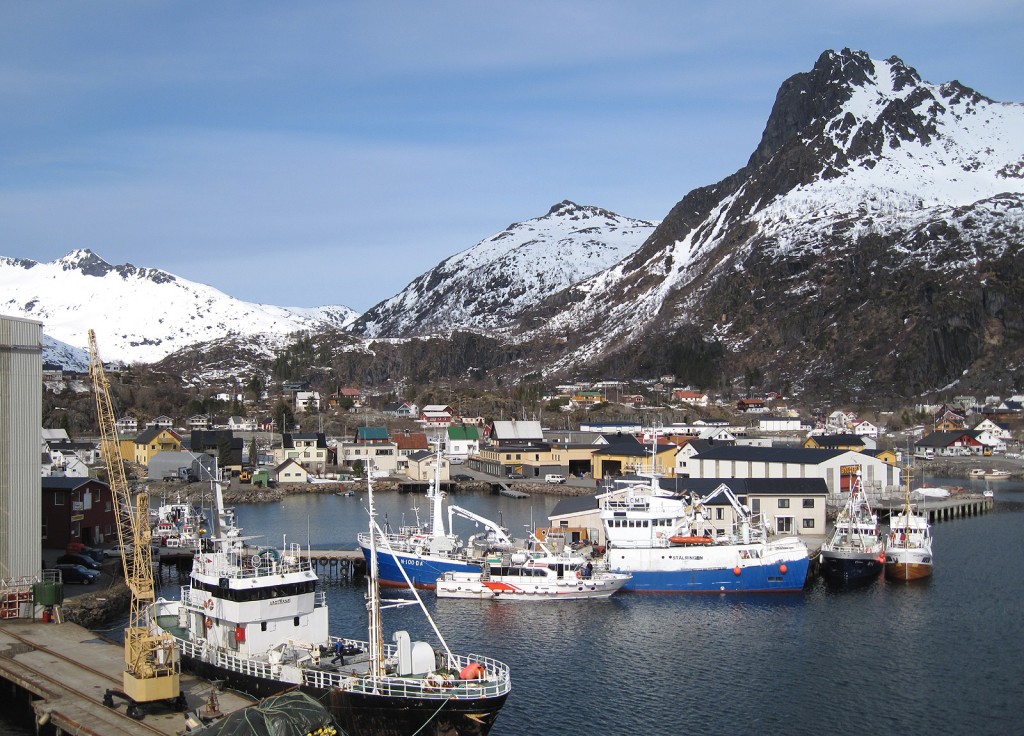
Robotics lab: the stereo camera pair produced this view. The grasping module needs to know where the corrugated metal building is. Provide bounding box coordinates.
[0,315,42,580]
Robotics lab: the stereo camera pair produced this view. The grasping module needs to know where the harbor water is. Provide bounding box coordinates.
[4,479,1021,735]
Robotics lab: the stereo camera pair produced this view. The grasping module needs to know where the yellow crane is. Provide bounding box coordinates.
[89,330,185,719]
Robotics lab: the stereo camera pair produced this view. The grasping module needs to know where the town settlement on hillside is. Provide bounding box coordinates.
[38,389,1021,554]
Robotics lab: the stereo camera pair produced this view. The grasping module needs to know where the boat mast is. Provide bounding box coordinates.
[365,467,385,678]
[429,435,446,540]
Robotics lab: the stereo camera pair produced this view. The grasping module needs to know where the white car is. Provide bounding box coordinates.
[544,474,566,484]
[103,544,134,558]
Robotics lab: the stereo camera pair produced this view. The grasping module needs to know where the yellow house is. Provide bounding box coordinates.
[591,440,677,480]
[133,427,182,466]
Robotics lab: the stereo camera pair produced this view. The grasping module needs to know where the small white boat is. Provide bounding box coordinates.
[983,469,1011,480]
[436,545,631,601]
[969,468,987,478]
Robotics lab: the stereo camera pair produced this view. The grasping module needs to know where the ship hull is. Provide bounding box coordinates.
[360,543,481,588]
[179,652,507,736]
[884,548,933,581]
[608,543,810,593]
[820,551,884,584]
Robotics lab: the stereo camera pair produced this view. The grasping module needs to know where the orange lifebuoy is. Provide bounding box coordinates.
[205,616,214,630]
[204,599,213,610]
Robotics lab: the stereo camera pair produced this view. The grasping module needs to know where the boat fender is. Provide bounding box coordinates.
[205,616,214,629]
[733,566,742,576]
[779,564,788,575]
[204,599,214,610]
[460,662,486,680]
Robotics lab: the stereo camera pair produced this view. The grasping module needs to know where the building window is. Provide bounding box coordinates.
[54,493,64,506]
[751,498,760,513]
[41,518,48,540]
[802,498,815,508]
[802,518,815,529]
[777,498,790,509]
[716,508,724,520]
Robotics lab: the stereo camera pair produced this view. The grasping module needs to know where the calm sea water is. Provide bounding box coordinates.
[5,479,1022,735]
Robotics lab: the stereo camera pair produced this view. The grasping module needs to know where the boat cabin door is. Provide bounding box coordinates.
[556,564,565,579]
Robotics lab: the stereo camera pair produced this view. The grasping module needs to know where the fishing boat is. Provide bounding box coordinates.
[151,494,207,552]
[820,473,885,584]
[982,469,1011,480]
[357,444,514,588]
[152,470,511,736]
[598,431,810,593]
[436,537,631,601]
[885,467,934,582]
[969,468,987,478]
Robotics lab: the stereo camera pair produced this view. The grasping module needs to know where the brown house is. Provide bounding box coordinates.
[41,477,118,551]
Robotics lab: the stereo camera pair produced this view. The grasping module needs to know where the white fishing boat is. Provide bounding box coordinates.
[982,469,1011,480]
[152,469,511,735]
[885,466,934,581]
[436,538,631,601]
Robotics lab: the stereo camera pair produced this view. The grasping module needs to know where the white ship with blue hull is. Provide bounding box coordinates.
[599,436,810,593]
[357,448,515,588]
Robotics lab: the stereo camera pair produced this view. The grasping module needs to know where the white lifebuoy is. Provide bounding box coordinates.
[251,554,262,568]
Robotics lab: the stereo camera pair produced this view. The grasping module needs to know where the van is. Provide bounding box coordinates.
[544,474,566,484]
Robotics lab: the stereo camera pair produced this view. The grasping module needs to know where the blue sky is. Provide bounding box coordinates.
[2,2,1022,311]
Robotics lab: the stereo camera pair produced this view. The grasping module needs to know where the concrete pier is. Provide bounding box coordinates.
[875,494,994,523]
[0,618,254,735]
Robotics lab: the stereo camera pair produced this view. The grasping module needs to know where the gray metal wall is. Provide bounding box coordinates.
[0,315,42,580]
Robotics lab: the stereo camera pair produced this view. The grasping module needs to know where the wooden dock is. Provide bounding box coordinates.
[874,493,994,523]
[0,617,255,735]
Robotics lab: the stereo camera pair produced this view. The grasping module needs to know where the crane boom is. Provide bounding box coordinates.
[89,330,182,715]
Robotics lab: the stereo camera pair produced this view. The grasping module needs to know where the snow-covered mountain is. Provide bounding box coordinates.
[511,49,1024,397]
[351,201,657,337]
[0,250,359,364]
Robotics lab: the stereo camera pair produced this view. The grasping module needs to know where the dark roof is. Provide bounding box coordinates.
[691,446,846,463]
[599,433,642,445]
[284,433,328,449]
[592,442,674,458]
[135,426,171,444]
[683,477,828,499]
[550,495,600,517]
[406,450,433,462]
[916,430,981,448]
[41,477,108,492]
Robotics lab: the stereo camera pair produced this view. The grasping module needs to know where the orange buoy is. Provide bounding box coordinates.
[460,662,486,680]
[205,616,214,629]
[733,566,742,576]
[779,564,788,574]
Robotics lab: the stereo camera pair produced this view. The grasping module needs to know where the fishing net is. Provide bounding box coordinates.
[189,690,345,736]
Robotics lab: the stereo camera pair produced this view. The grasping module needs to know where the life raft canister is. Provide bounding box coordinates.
[459,662,486,680]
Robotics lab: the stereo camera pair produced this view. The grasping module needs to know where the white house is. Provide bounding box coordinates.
[115,415,138,435]
[851,419,879,438]
[295,391,322,411]
[974,418,1012,441]
[228,416,257,431]
[274,458,310,483]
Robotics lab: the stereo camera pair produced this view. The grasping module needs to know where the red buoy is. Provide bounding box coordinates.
[733,566,742,576]
[780,564,788,574]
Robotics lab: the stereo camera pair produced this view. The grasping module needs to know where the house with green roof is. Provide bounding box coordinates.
[446,425,481,462]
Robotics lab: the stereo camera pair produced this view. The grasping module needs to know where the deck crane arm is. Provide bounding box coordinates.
[447,505,513,546]
[88,330,184,718]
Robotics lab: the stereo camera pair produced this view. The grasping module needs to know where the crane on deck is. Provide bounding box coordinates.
[89,329,185,719]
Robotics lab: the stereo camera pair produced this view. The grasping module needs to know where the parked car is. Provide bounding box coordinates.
[544,474,566,484]
[506,472,526,479]
[451,473,474,482]
[56,553,102,570]
[64,542,104,563]
[103,544,134,559]
[53,563,100,584]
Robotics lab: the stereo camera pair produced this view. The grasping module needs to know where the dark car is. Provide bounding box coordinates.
[56,553,103,570]
[54,563,100,584]
[506,472,526,479]
[451,474,474,482]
